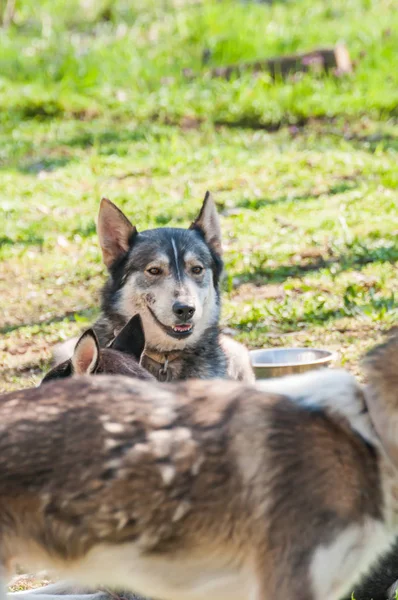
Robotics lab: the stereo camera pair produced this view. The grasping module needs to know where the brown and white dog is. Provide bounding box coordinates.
[33,314,152,600]
[3,332,398,600]
[42,315,154,384]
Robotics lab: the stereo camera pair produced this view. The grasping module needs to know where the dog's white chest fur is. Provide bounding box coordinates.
[59,543,254,600]
[310,519,394,600]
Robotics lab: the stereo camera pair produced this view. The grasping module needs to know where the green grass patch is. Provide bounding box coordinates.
[0,0,397,391]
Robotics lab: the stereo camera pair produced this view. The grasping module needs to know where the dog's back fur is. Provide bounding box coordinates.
[3,332,398,600]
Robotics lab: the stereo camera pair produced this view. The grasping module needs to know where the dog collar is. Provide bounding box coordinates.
[143,349,182,382]
[108,327,181,382]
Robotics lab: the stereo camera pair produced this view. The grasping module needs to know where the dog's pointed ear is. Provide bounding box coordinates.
[110,314,146,361]
[71,329,100,375]
[190,191,222,256]
[98,198,137,268]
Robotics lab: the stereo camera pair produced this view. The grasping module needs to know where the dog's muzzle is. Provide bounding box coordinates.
[148,306,194,339]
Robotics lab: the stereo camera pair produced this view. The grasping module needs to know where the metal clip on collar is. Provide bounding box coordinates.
[158,357,171,382]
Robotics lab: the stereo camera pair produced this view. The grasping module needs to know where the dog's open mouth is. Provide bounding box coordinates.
[148,307,194,339]
[171,323,193,334]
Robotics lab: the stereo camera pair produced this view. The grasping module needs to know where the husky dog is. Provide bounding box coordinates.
[32,315,152,600]
[53,192,254,383]
[43,315,153,384]
[4,332,398,600]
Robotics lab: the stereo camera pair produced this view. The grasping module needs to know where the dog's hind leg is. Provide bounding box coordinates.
[11,582,74,596]
[10,582,99,597]
[10,587,148,600]
[0,580,7,600]
[9,582,111,600]
[10,594,107,600]
[10,589,110,600]
[253,555,316,600]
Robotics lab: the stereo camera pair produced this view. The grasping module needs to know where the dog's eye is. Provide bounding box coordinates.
[191,266,204,275]
[147,267,162,276]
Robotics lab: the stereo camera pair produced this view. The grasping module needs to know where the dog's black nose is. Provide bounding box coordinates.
[172,301,195,321]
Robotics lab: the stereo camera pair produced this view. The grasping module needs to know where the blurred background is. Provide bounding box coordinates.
[1,0,397,391]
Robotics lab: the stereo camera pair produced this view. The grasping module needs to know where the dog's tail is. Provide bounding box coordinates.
[363,328,398,467]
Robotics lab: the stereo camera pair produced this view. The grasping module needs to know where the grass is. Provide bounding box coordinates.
[1,0,398,394]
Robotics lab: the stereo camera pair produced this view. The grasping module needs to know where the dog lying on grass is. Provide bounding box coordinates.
[53,193,254,384]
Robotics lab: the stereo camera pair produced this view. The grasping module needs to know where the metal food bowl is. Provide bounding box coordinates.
[250,347,336,379]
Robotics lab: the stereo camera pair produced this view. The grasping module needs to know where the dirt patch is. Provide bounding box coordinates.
[232,283,285,302]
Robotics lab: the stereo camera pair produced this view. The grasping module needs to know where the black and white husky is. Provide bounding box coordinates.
[54,192,254,383]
